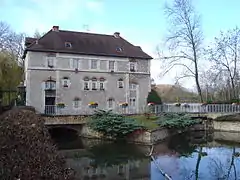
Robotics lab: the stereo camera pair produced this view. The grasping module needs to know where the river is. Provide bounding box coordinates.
[52,131,240,180]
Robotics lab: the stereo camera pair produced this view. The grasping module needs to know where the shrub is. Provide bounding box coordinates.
[88,110,145,139]
[147,89,162,105]
[157,113,201,129]
[0,108,74,180]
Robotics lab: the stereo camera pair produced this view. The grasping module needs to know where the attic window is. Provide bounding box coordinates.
[116,47,123,52]
[65,42,72,48]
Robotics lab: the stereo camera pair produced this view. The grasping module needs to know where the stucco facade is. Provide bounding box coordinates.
[25,51,151,115]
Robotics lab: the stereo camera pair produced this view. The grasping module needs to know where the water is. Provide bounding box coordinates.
[53,131,240,180]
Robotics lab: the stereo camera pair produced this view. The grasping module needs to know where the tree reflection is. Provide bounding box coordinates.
[208,147,240,180]
[86,142,147,167]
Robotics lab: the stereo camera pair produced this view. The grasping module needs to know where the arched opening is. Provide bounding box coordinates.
[48,127,85,150]
[48,127,79,143]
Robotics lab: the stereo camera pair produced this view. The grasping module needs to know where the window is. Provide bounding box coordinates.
[130,98,136,107]
[108,98,115,109]
[91,77,97,90]
[116,47,123,52]
[91,82,97,90]
[129,83,137,90]
[109,61,115,71]
[62,77,70,88]
[99,82,104,90]
[73,98,81,109]
[73,59,80,69]
[130,62,136,72]
[47,57,54,68]
[45,80,56,90]
[65,42,72,48]
[118,78,124,88]
[84,81,89,90]
[83,77,90,90]
[91,59,98,69]
[99,77,105,90]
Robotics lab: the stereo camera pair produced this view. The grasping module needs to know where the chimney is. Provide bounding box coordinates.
[52,26,59,32]
[113,32,120,38]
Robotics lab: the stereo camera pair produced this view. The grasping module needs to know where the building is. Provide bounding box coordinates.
[23,26,152,115]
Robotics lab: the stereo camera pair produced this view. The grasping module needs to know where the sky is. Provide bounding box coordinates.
[1,0,240,90]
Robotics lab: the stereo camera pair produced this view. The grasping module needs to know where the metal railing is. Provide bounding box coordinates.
[153,104,240,114]
[44,105,140,115]
[43,104,240,116]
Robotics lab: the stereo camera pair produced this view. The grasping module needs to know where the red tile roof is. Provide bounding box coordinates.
[25,27,153,59]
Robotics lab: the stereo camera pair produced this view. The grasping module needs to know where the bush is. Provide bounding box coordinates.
[147,89,162,104]
[157,113,201,129]
[0,108,74,180]
[88,110,145,139]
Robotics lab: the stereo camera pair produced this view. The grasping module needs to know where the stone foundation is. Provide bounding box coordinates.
[213,121,240,132]
[80,125,181,145]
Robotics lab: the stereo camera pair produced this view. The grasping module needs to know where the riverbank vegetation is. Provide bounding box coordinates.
[0,108,74,180]
[88,110,202,140]
[157,113,201,129]
[88,110,146,140]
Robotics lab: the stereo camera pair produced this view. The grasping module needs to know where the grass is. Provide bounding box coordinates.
[130,114,159,130]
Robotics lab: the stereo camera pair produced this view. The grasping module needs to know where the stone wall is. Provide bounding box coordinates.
[214,131,240,143]
[213,121,240,132]
[80,125,173,145]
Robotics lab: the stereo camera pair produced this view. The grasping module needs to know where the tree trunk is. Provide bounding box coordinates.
[193,46,203,103]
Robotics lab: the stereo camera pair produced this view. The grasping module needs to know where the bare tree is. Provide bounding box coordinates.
[33,29,45,38]
[0,21,25,66]
[207,27,240,100]
[160,0,204,102]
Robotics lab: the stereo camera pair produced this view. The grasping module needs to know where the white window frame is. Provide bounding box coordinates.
[129,98,136,107]
[72,58,80,70]
[129,62,137,72]
[90,59,98,70]
[118,80,124,88]
[107,98,115,109]
[109,61,115,71]
[47,57,55,68]
[73,99,81,109]
[129,83,137,90]
[83,81,90,90]
[91,81,97,90]
[45,80,56,90]
[99,81,105,91]
[61,78,70,88]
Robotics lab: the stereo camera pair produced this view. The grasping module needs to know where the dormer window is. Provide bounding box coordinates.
[116,47,123,52]
[65,42,72,48]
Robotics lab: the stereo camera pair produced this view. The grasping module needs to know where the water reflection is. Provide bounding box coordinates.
[54,132,240,180]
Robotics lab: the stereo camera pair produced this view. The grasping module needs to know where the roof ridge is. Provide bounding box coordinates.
[59,30,115,37]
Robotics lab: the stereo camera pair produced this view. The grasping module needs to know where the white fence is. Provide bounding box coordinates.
[43,104,240,116]
[44,105,140,116]
[154,104,240,114]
